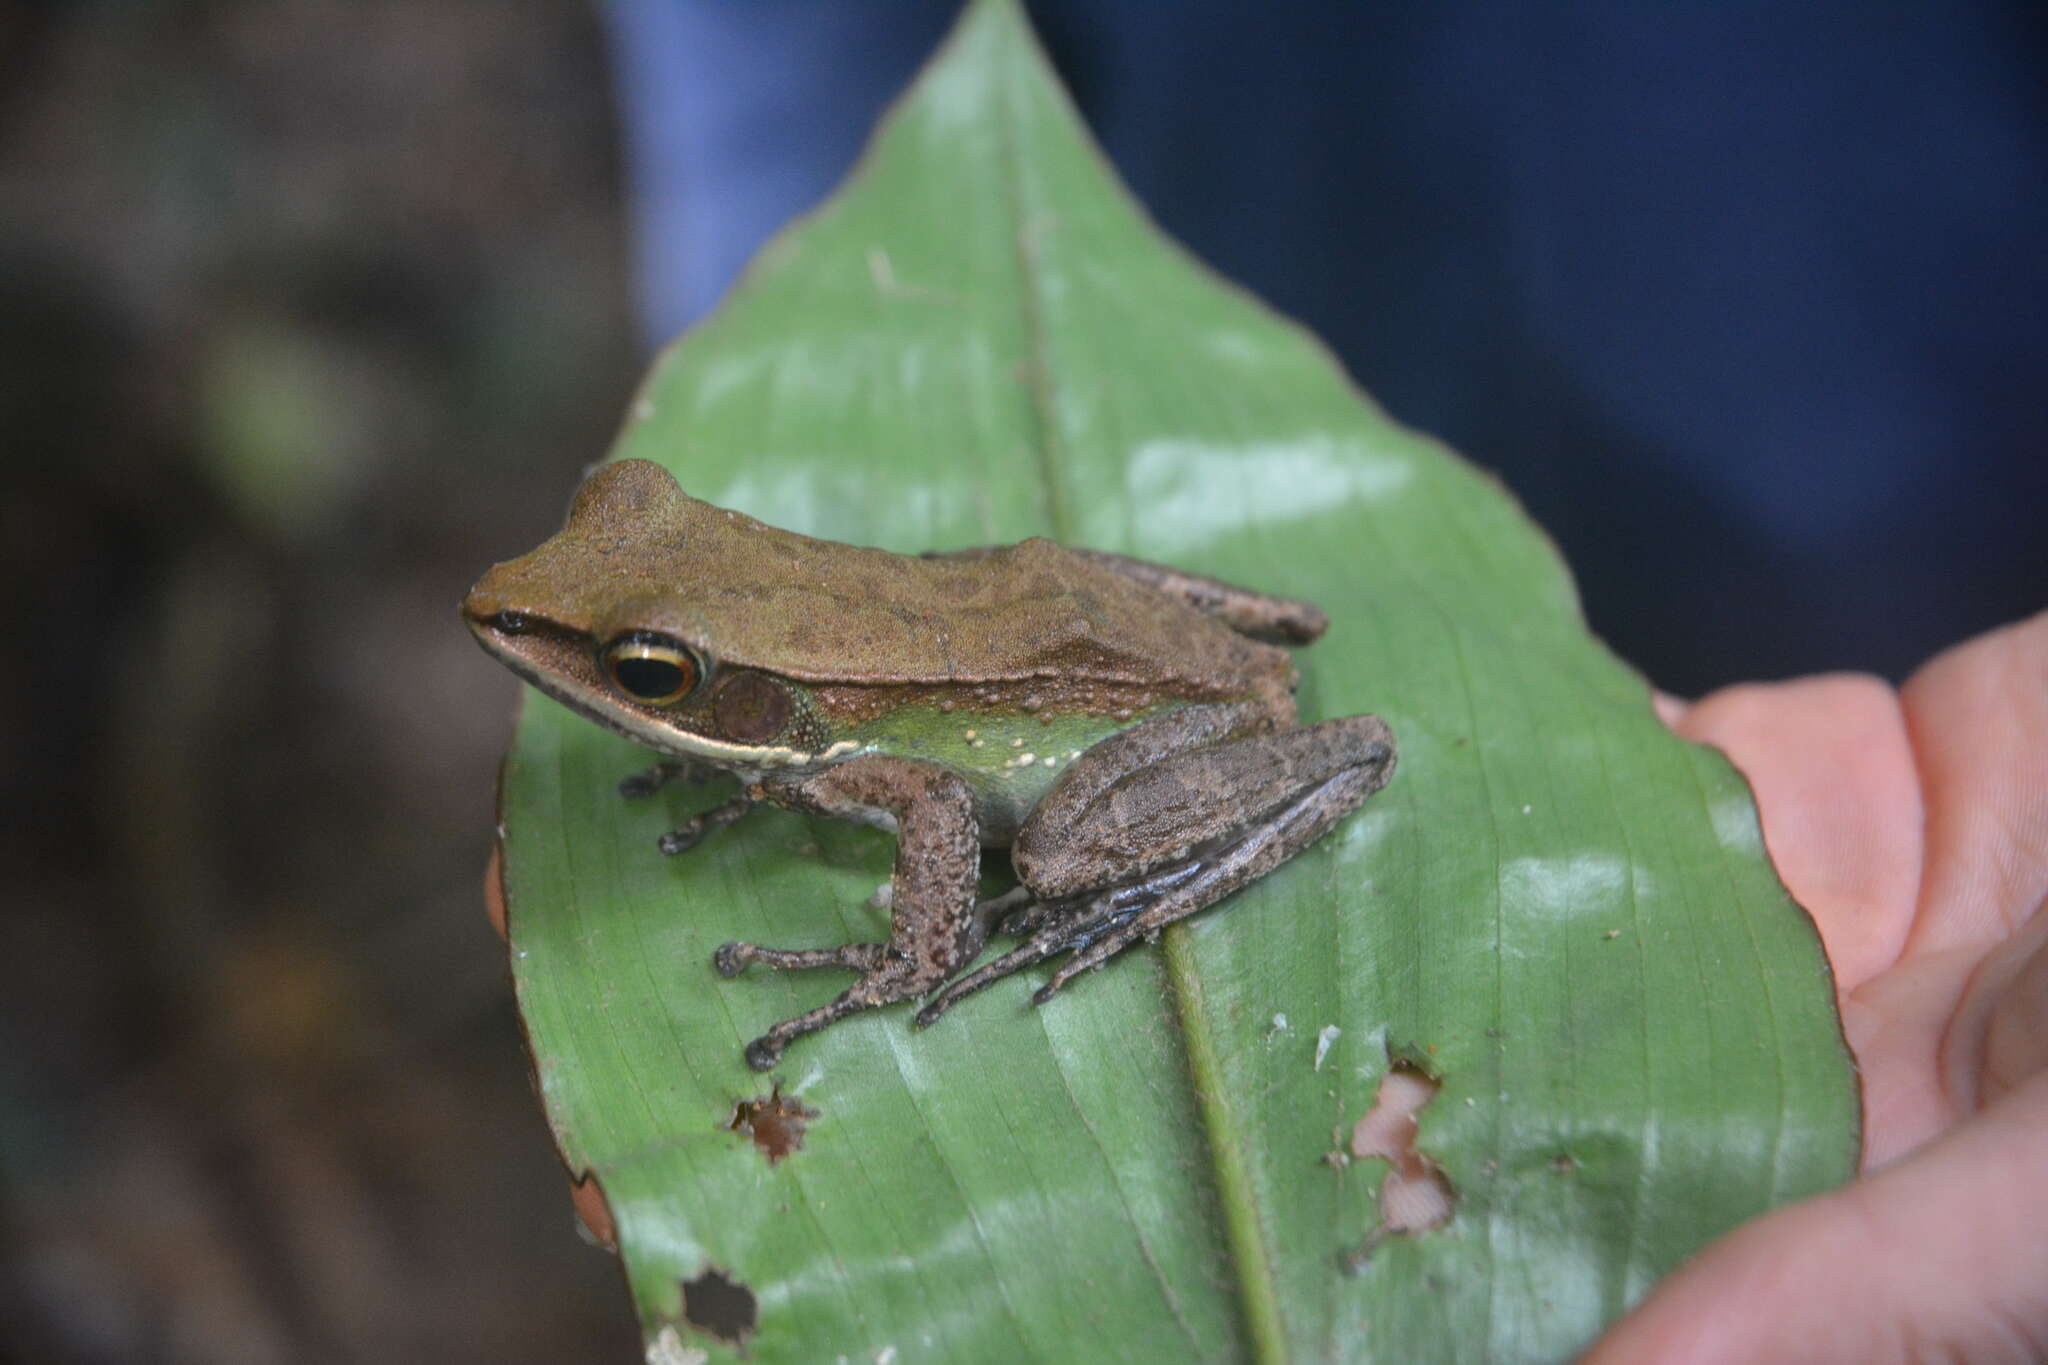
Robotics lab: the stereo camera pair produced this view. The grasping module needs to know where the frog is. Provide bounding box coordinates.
[463,459,1396,1071]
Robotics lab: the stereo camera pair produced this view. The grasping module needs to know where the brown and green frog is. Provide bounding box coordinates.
[464,459,1395,1070]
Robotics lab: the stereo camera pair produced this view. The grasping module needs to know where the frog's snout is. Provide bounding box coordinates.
[461,568,511,628]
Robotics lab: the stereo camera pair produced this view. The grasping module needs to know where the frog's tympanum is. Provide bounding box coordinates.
[465,460,1396,1070]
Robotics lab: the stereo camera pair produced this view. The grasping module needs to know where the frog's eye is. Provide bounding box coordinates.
[601,633,704,705]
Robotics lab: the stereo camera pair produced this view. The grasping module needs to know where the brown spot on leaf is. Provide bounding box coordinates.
[679,1266,756,1346]
[727,1084,818,1165]
[570,1171,617,1250]
[483,843,508,942]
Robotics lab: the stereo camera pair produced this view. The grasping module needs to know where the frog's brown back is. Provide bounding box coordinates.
[476,460,1294,702]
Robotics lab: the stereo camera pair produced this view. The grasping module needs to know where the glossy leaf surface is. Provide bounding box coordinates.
[495,3,1858,1360]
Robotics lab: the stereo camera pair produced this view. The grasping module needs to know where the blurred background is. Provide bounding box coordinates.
[2,1,2040,1361]
[1,2,641,1360]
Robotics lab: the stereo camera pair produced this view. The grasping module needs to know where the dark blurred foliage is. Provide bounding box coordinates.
[0,1,640,1359]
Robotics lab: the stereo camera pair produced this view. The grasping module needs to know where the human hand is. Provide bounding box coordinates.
[1587,613,2048,1362]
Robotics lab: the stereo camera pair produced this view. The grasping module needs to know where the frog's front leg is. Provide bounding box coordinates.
[618,758,725,799]
[655,794,755,856]
[619,760,758,855]
[714,756,988,1071]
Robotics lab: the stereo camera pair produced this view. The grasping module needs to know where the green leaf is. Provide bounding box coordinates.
[494,3,1858,1360]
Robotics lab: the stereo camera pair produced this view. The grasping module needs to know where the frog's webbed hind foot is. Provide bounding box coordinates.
[982,885,1039,935]
[913,935,1066,1029]
[913,863,1202,1027]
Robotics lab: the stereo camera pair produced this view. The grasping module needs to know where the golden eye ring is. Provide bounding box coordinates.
[600,633,704,705]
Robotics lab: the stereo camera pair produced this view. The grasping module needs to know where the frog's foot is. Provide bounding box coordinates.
[981,886,1038,935]
[1032,931,1142,1004]
[913,864,1203,1027]
[657,794,756,855]
[618,760,721,799]
[739,954,952,1071]
[714,940,890,977]
[913,935,1067,1028]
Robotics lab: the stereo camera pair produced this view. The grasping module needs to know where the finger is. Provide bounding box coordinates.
[1946,902,2048,1110]
[1672,672,1921,993]
[1899,610,2048,957]
[1583,1068,2048,1364]
[1840,942,1980,1165]
[1651,690,1689,727]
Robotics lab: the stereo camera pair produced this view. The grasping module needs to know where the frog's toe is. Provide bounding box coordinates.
[713,942,752,977]
[983,887,1042,936]
[656,826,703,855]
[1033,933,1134,1004]
[999,904,1048,936]
[915,935,1068,1025]
[743,1036,783,1072]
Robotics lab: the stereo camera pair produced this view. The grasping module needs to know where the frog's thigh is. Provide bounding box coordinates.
[1014,701,1265,889]
[1015,711,1394,901]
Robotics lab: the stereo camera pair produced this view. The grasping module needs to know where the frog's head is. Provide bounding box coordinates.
[462,459,854,770]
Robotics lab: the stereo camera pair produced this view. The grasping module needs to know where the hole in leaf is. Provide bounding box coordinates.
[680,1267,756,1346]
[1343,1060,1456,1270]
[727,1084,819,1164]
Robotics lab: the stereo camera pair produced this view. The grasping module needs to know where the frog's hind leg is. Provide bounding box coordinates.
[1013,712,1395,1006]
[1030,734,1389,1002]
[913,862,1204,1027]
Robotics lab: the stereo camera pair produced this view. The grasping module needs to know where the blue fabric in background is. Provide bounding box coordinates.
[602,1,2046,694]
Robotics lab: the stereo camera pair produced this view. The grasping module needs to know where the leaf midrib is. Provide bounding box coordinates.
[984,7,1290,1361]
